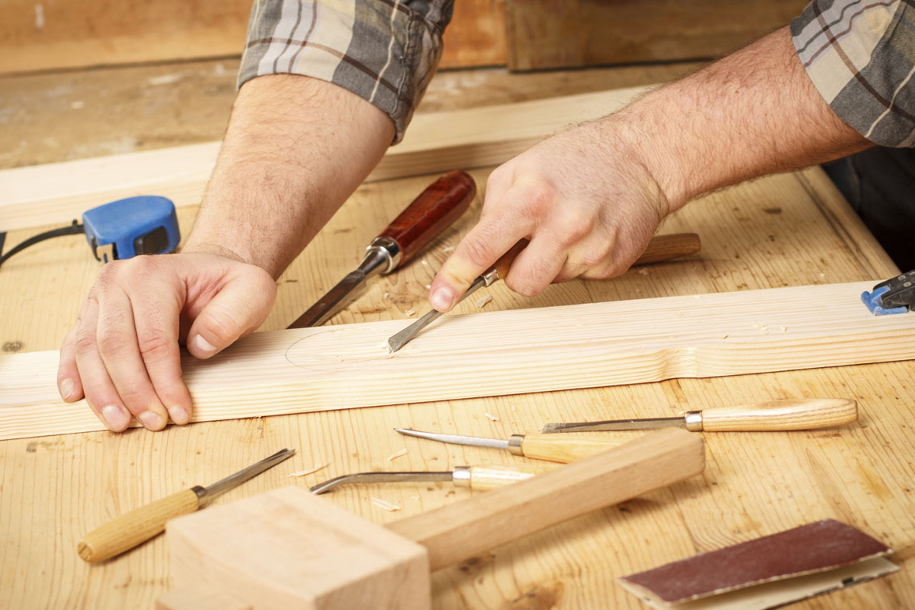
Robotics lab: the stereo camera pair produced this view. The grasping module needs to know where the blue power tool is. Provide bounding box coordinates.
[0,195,180,268]
[861,270,915,315]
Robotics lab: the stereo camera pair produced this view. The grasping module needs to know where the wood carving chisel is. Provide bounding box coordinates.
[310,464,551,494]
[289,170,477,328]
[77,448,295,563]
[387,232,701,352]
[395,427,622,463]
[540,398,858,433]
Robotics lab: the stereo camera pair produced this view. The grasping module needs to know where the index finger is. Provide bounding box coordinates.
[429,190,533,312]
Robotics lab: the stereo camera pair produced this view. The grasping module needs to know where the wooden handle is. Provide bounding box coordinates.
[699,398,858,431]
[633,233,701,265]
[488,233,700,283]
[78,488,201,563]
[387,428,704,571]
[466,464,553,490]
[520,434,623,463]
[379,170,476,267]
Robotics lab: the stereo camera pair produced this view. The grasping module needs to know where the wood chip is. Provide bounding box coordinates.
[288,462,330,478]
[442,245,455,253]
[484,412,499,422]
[637,268,650,276]
[370,497,401,512]
[406,309,416,317]
[387,448,408,461]
[475,294,493,308]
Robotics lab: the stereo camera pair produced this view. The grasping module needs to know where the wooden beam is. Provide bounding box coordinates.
[0,87,647,232]
[2,280,913,440]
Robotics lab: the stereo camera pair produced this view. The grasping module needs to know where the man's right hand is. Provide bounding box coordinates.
[57,252,276,432]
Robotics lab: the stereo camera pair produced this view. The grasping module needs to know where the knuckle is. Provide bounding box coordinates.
[96,327,132,355]
[136,331,175,362]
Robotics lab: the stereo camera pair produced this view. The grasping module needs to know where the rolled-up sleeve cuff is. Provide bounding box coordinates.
[239,0,453,144]
[791,0,915,147]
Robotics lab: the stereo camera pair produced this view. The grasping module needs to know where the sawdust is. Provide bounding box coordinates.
[370,497,401,512]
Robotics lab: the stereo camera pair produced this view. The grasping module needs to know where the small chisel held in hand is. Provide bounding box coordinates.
[310,463,552,494]
[77,448,295,563]
[541,398,858,433]
[289,171,477,328]
[395,428,622,463]
[387,232,701,352]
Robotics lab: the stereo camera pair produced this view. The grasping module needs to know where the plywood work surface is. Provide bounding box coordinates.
[2,159,914,607]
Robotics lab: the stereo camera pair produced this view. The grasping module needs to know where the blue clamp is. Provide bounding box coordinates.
[861,270,915,315]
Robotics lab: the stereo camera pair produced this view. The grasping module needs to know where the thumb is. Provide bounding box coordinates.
[186,267,277,359]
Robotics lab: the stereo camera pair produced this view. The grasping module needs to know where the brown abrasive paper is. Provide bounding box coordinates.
[617,519,898,610]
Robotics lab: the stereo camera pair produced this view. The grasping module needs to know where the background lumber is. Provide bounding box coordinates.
[504,0,806,70]
[0,87,649,232]
[3,281,914,440]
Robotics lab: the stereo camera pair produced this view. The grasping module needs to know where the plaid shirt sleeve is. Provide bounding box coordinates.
[238,0,453,144]
[792,0,915,147]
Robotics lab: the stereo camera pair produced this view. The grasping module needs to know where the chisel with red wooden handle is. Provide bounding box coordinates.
[387,232,701,352]
[288,170,477,328]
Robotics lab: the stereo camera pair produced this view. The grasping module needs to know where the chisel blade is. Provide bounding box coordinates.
[394,427,510,450]
[289,271,368,329]
[310,471,454,494]
[541,417,684,433]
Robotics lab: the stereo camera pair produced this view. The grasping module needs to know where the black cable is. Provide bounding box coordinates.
[0,220,85,268]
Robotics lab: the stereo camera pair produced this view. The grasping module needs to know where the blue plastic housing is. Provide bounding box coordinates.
[81,196,180,262]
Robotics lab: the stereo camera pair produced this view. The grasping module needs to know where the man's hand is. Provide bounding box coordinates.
[428,118,668,312]
[430,26,871,311]
[57,253,275,431]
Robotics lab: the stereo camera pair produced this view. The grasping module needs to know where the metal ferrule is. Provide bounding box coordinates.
[452,466,472,487]
[684,411,704,432]
[481,268,500,287]
[191,485,208,500]
[363,237,402,275]
[507,434,525,456]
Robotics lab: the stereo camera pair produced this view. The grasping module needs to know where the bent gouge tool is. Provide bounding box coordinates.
[541,397,858,433]
[395,427,623,463]
[158,429,705,610]
[310,464,552,494]
[77,448,294,563]
[387,232,701,352]
[289,170,477,328]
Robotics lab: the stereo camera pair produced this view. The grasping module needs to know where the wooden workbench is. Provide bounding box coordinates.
[2,65,914,610]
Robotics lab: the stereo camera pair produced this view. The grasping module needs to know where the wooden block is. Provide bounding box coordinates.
[163,486,430,610]
[2,280,913,440]
[0,87,646,232]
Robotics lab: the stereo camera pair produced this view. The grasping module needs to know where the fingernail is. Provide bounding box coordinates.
[138,411,165,430]
[430,287,455,312]
[168,406,190,425]
[192,334,217,357]
[60,378,75,401]
[101,406,129,431]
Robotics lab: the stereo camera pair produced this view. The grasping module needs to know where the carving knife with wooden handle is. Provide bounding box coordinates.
[288,170,477,328]
[387,232,702,352]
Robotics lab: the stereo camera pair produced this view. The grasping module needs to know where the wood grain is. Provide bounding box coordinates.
[0,87,648,232]
[3,281,913,440]
[504,0,806,71]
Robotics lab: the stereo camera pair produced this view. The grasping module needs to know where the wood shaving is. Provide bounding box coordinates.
[442,246,455,253]
[421,259,429,266]
[484,412,499,422]
[410,495,420,501]
[475,295,493,308]
[387,448,408,461]
[288,462,330,478]
[370,497,401,512]
[637,268,650,276]
[406,309,416,317]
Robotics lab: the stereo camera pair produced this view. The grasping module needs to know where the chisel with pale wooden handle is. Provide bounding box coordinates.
[540,398,858,433]
[387,232,701,352]
[77,448,294,563]
[310,463,553,494]
[395,427,622,463]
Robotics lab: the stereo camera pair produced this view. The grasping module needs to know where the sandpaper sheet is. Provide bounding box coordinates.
[618,519,898,609]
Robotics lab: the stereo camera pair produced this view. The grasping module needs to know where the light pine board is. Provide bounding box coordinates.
[2,280,914,441]
[2,142,914,608]
[0,87,648,232]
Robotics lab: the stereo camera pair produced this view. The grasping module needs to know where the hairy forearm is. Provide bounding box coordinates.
[184,74,395,277]
[615,26,872,211]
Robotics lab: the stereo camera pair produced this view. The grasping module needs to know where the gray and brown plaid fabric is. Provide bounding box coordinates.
[239,0,453,143]
[793,0,915,147]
